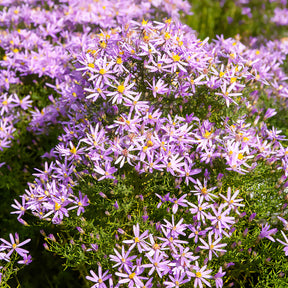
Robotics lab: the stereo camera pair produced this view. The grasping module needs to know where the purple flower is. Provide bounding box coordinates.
[163,270,190,288]
[142,249,170,278]
[0,233,31,259]
[187,262,212,288]
[198,232,227,260]
[122,223,149,253]
[259,223,278,242]
[115,267,145,288]
[86,265,112,288]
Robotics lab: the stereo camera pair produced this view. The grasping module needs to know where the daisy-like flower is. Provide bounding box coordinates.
[107,77,137,104]
[123,223,149,253]
[181,161,201,185]
[187,223,206,243]
[219,187,244,214]
[172,245,198,268]
[215,81,242,107]
[208,204,235,237]
[11,196,27,219]
[191,179,217,202]
[189,196,211,224]
[0,233,31,259]
[146,77,169,98]
[94,161,118,181]
[56,141,85,161]
[259,223,278,242]
[171,194,189,214]
[166,51,188,72]
[113,144,138,168]
[162,216,186,238]
[115,267,145,288]
[198,232,227,260]
[163,270,190,288]
[188,262,212,288]
[142,249,170,278]
[86,265,112,288]
[109,245,136,271]
[158,228,188,254]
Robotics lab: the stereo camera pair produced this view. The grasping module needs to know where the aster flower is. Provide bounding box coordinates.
[188,262,212,288]
[191,179,217,202]
[122,223,149,253]
[171,194,189,214]
[109,245,136,272]
[172,245,198,268]
[259,223,278,242]
[94,161,118,181]
[146,77,169,98]
[189,196,211,224]
[115,267,145,288]
[208,204,235,237]
[219,187,244,214]
[187,223,206,243]
[142,249,170,277]
[86,266,112,288]
[163,270,190,288]
[214,267,226,288]
[11,196,27,219]
[162,216,186,238]
[0,233,31,259]
[198,232,227,260]
[158,228,188,254]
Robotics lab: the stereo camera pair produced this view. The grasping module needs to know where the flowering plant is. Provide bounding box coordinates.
[1,0,288,287]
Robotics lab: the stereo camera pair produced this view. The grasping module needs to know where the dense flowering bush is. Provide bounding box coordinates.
[1,0,288,287]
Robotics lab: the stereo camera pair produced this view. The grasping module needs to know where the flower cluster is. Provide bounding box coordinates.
[0,233,31,285]
[1,0,288,287]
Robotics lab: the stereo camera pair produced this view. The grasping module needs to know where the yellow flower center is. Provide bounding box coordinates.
[99,68,106,75]
[203,130,212,139]
[129,273,136,279]
[147,140,153,147]
[164,32,171,40]
[142,19,148,26]
[134,237,140,243]
[238,153,244,160]
[116,57,122,64]
[88,63,95,68]
[100,41,107,49]
[172,54,180,62]
[55,202,61,211]
[13,243,17,249]
[196,272,202,278]
[219,71,225,78]
[201,187,207,194]
[117,85,125,93]
[70,147,77,154]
